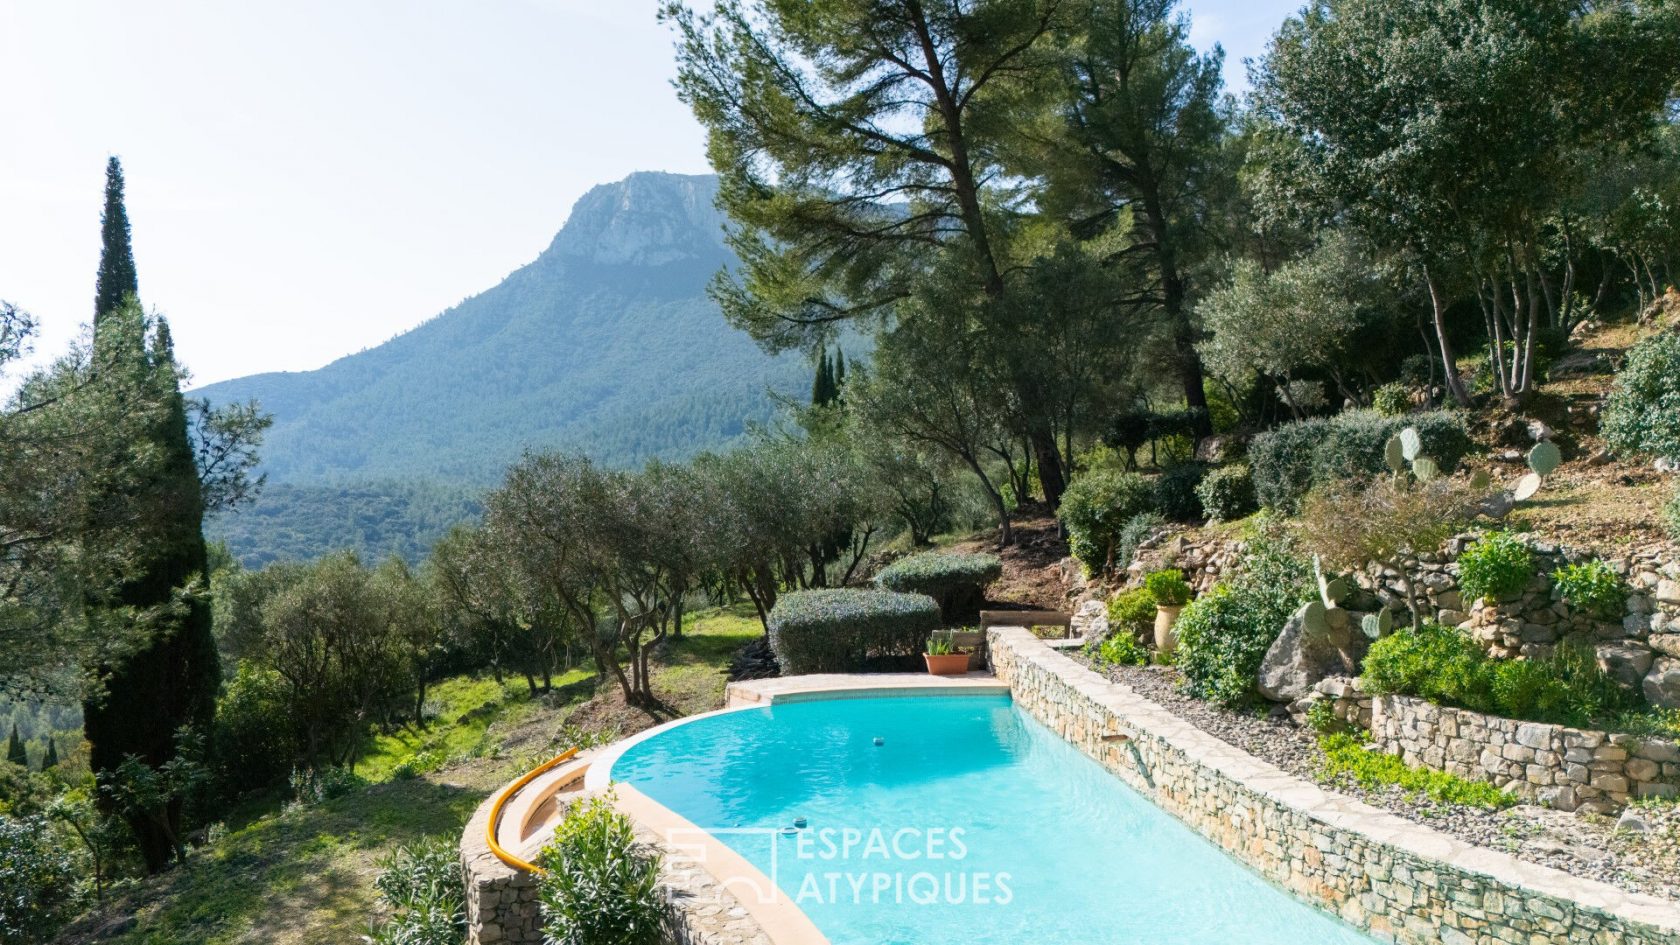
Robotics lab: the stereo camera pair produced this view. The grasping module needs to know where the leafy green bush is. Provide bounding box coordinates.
[1248,409,1470,511]
[0,815,80,945]
[1551,560,1627,621]
[874,552,1001,623]
[1143,569,1192,606]
[1370,382,1411,417]
[369,839,466,945]
[1153,463,1208,521]
[768,589,941,674]
[212,662,301,797]
[1362,624,1639,727]
[539,794,665,945]
[1096,631,1148,667]
[1195,464,1256,521]
[1602,331,1680,461]
[287,765,366,807]
[1457,532,1534,603]
[1106,587,1157,639]
[1318,732,1514,808]
[1176,532,1313,705]
[1058,469,1157,573]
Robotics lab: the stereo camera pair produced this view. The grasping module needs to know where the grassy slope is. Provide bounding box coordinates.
[61,605,761,945]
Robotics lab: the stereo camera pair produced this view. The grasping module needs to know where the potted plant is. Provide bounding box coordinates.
[924,631,969,676]
[1144,569,1193,656]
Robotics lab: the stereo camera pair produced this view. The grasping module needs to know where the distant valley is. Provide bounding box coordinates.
[201,172,808,564]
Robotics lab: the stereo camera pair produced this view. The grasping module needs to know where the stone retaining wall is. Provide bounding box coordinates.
[989,626,1680,945]
[1129,529,1680,708]
[460,787,774,945]
[1370,692,1680,813]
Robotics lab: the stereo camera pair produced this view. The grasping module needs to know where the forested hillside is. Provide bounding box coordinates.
[200,172,808,563]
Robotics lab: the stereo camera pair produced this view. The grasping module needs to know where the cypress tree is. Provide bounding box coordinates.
[81,169,220,874]
[810,347,837,406]
[94,156,139,321]
[5,724,25,767]
[833,347,846,395]
[41,738,58,771]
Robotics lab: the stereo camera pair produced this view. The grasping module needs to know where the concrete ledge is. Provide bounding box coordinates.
[988,625,1680,944]
[724,671,1007,707]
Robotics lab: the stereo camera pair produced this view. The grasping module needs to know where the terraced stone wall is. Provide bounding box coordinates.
[989,627,1680,945]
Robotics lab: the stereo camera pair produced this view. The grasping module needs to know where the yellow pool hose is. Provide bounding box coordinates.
[485,746,580,875]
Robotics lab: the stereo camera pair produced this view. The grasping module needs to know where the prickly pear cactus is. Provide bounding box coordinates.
[1399,426,1423,462]
[1411,456,1439,482]
[1360,609,1393,639]
[1528,441,1561,477]
[1385,435,1407,474]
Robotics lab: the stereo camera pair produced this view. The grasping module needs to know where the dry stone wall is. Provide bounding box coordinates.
[989,627,1680,945]
[1130,529,1680,709]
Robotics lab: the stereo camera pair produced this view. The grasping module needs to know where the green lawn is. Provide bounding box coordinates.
[62,606,760,945]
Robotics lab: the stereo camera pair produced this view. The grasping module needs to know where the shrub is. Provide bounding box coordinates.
[0,815,80,945]
[1195,464,1256,522]
[1362,625,1639,727]
[1248,409,1470,511]
[1153,463,1208,522]
[1143,569,1192,606]
[1114,512,1164,571]
[368,838,466,945]
[1370,382,1411,417]
[1601,331,1680,461]
[287,765,366,807]
[212,662,301,798]
[1551,560,1627,621]
[768,589,941,674]
[1058,469,1157,573]
[1318,732,1514,808]
[1096,632,1148,667]
[874,552,1001,624]
[1457,532,1534,603]
[539,794,665,945]
[1176,531,1313,705]
[1106,587,1157,639]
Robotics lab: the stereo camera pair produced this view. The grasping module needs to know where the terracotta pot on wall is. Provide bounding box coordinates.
[925,653,971,676]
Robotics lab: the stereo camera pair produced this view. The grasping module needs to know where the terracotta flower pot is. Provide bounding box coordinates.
[1154,604,1184,655]
[925,653,971,676]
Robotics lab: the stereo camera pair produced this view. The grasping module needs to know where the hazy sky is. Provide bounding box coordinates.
[0,0,1300,388]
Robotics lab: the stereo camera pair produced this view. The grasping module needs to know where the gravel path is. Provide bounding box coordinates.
[1074,654,1680,904]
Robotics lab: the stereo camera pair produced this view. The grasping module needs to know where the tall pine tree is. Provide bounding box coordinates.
[5,724,26,767]
[82,158,220,874]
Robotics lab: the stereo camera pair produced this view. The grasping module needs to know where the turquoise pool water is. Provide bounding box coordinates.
[610,694,1379,945]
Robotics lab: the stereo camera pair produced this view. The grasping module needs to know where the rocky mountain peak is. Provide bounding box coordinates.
[544,171,726,267]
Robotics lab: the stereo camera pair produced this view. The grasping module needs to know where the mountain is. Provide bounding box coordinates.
[201,172,808,565]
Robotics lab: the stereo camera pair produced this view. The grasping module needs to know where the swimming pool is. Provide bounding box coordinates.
[609,693,1380,944]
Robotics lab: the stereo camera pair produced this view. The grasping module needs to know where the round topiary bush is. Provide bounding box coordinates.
[1248,409,1470,512]
[1057,469,1157,573]
[1602,331,1680,462]
[1194,464,1256,522]
[874,552,1002,624]
[768,589,942,675]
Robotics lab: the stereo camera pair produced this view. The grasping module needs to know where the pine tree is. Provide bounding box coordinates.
[94,156,139,320]
[40,738,58,771]
[81,171,220,874]
[6,724,26,767]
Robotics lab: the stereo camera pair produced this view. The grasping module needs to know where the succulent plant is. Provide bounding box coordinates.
[1360,609,1393,639]
[1528,440,1561,477]
[1384,426,1441,483]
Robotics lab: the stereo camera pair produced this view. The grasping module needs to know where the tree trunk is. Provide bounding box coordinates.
[1425,268,1472,406]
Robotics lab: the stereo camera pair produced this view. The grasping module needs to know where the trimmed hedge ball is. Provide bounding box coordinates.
[873,552,1002,623]
[768,589,942,675]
